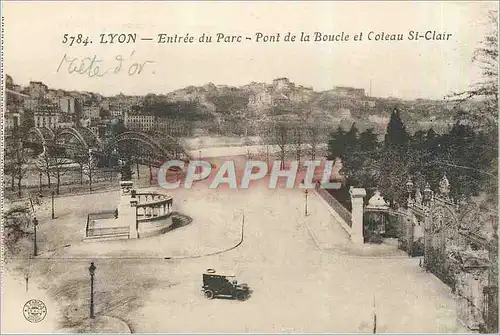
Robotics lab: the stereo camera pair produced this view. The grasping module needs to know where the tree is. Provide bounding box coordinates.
[337,125,381,190]
[376,148,411,206]
[384,109,409,149]
[82,150,99,191]
[36,141,72,195]
[305,124,324,161]
[243,136,254,159]
[4,127,30,197]
[36,151,52,190]
[271,122,291,169]
[160,136,187,160]
[327,126,347,160]
[291,122,305,165]
[257,126,273,168]
[359,128,379,152]
[3,204,32,255]
[448,11,498,208]
[51,154,72,195]
[110,119,127,138]
[452,10,498,128]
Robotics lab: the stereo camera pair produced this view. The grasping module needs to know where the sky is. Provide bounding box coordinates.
[3,1,498,99]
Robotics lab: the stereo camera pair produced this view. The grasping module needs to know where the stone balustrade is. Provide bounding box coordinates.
[134,192,173,221]
[134,192,170,203]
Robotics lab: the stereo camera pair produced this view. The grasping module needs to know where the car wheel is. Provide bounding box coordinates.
[204,290,214,299]
[236,292,247,301]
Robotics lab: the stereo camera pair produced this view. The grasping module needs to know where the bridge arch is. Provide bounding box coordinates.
[25,127,55,155]
[56,127,89,150]
[103,131,189,166]
[75,127,102,149]
[26,127,55,145]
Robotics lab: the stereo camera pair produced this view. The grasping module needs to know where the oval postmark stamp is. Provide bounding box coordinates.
[23,299,47,323]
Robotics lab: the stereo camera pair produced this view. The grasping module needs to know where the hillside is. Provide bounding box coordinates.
[136,78,473,136]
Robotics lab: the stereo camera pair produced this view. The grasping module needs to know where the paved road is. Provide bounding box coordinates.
[129,183,464,333]
[4,158,466,333]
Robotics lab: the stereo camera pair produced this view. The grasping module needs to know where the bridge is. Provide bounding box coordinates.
[24,126,190,168]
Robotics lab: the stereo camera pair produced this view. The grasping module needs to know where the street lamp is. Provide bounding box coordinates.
[406,178,414,207]
[406,178,414,194]
[33,217,38,256]
[305,189,309,216]
[88,262,96,319]
[51,191,55,219]
[38,172,42,192]
[423,182,432,205]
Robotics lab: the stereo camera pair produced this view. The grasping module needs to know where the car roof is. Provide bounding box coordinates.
[204,273,235,277]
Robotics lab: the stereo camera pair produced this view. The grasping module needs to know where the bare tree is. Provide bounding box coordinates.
[4,140,18,191]
[306,122,329,161]
[256,122,274,168]
[306,125,320,161]
[35,151,52,190]
[73,153,87,185]
[36,144,72,195]
[451,10,498,128]
[291,121,305,165]
[243,136,254,159]
[51,154,73,195]
[5,130,30,197]
[82,149,99,191]
[271,121,291,169]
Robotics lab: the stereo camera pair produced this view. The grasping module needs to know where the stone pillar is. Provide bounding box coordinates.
[349,187,366,245]
[129,200,138,239]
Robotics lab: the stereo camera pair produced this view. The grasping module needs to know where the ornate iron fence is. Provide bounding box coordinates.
[482,285,498,333]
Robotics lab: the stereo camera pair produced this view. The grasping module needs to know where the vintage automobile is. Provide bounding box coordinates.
[201,269,251,301]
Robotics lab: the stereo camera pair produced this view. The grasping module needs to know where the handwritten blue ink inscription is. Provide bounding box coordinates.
[56,50,155,77]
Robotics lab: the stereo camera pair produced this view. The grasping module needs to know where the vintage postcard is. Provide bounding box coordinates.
[1,1,498,333]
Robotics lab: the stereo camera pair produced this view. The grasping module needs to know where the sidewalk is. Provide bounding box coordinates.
[58,315,131,333]
[1,268,61,333]
[304,191,407,258]
[2,267,132,334]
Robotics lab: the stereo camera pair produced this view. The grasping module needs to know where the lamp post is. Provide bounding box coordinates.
[88,262,96,319]
[305,189,309,216]
[51,191,55,219]
[198,150,202,181]
[406,178,414,207]
[33,217,38,256]
[423,182,432,206]
[38,172,42,192]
